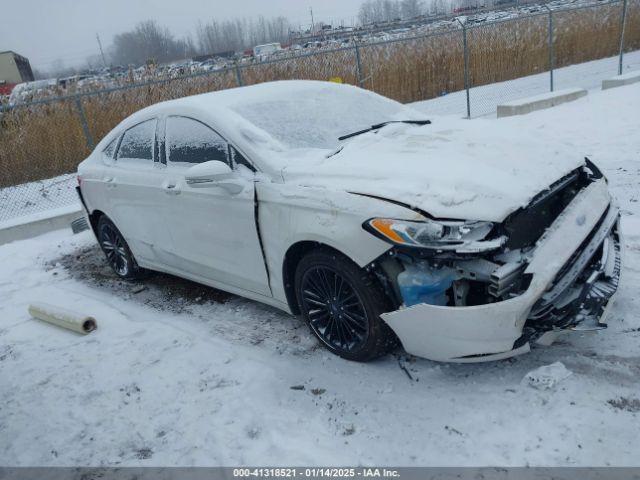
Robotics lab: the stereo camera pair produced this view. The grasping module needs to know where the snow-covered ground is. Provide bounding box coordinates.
[0,83,639,466]
[413,50,640,117]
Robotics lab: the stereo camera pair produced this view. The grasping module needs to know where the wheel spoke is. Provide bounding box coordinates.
[337,317,354,348]
[308,308,328,319]
[335,275,344,301]
[342,311,367,331]
[308,273,329,299]
[303,288,323,300]
[340,293,358,305]
[102,243,115,261]
[304,296,327,308]
[318,269,334,299]
[100,224,129,276]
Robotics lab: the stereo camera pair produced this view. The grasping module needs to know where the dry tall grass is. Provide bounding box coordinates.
[1,1,638,189]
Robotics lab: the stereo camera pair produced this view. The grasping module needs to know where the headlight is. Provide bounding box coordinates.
[364,218,503,252]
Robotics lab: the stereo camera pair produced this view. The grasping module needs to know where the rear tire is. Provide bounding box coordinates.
[96,216,147,280]
[294,248,396,362]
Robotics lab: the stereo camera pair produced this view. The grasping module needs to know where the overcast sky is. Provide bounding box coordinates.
[1,0,365,71]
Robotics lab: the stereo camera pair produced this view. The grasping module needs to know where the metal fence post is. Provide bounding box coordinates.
[546,6,555,92]
[74,96,94,150]
[354,40,364,88]
[618,0,628,75]
[457,20,471,119]
[235,62,244,87]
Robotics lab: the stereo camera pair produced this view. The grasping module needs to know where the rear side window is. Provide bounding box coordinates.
[117,119,156,161]
[103,137,118,160]
[166,116,228,165]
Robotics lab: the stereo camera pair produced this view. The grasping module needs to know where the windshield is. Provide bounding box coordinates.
[228,83,416,150]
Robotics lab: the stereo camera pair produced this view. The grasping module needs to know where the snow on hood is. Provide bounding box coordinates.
[280,118,585,222]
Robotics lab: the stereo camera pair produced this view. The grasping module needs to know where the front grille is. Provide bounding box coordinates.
[528,211,620,327]
[503,168,589,249]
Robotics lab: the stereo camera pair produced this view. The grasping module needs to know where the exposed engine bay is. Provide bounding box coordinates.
[371,160,622,353]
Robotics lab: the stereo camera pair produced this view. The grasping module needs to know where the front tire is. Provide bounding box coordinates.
[97,216,146,280]
[294,249,396,362]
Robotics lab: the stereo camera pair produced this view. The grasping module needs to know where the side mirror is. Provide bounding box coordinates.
[184,160,243,194]
[185,160,233,187]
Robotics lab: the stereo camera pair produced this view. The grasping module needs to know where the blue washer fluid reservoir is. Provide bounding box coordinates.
[397,263,459,307]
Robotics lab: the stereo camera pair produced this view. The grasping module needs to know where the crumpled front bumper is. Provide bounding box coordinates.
[381,179,622,363]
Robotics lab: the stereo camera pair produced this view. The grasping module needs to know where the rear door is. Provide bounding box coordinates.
[80,136,117,213]
[158,115,270,296]
[106,118,171,264]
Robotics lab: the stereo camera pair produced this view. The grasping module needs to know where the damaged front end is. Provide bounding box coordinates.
[367,162,622,362]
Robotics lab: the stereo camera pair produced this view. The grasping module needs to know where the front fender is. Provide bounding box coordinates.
[256,182,422,306]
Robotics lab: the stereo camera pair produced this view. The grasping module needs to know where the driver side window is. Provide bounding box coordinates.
[165,116,229,166]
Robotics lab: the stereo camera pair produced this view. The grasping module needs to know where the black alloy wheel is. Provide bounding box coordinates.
[301,266,369,353]
[97,216,145,280]
[295,249,396,361]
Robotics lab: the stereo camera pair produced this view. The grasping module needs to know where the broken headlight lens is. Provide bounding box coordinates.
[365,218,495,250]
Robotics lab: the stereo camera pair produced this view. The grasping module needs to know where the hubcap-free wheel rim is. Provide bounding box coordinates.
[301,266,369,353]
[99,223,129,276]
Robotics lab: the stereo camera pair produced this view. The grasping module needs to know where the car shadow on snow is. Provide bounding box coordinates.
[47,242,637,389]
[53,243,232,311]
[49,243,321,357]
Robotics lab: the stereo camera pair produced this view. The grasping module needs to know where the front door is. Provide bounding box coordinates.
[159,115,270,297]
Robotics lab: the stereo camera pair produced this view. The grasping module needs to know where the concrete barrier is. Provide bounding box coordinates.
[0,204,83,246]
[497,88,588,118]
[602,71,640,90]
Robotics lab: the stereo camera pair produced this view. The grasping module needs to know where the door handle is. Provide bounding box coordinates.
[103,176,117,188]
[163,184,181,195]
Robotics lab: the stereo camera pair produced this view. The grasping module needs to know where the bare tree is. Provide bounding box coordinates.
[196,16,291,55]
[400,0,424,18]
[358,0,425,25]
[111,20,196,66]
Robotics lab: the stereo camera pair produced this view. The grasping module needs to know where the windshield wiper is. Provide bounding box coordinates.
[338,119,431,141]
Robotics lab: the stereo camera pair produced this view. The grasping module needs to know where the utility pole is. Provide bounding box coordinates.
[544,5,554,92]
[618,0,628,75]
[456,17,471,119]
[96,33,107,68]
[310,6,315,33]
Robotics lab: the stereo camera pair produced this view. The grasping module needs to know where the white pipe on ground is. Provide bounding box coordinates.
[28,302,97,334]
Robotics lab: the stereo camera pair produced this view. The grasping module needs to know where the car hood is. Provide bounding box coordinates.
[279,119,585,222]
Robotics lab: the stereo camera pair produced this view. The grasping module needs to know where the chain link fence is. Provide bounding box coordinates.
[1,0,639,223]
[622,0,640,59]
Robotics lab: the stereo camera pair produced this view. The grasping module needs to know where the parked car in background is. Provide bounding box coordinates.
[77,80,621,362]
[8,79,57,105]
[0,80,15,97]
[253,43,281,58]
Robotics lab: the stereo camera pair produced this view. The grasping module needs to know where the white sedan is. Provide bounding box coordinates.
[77,80,621,362]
